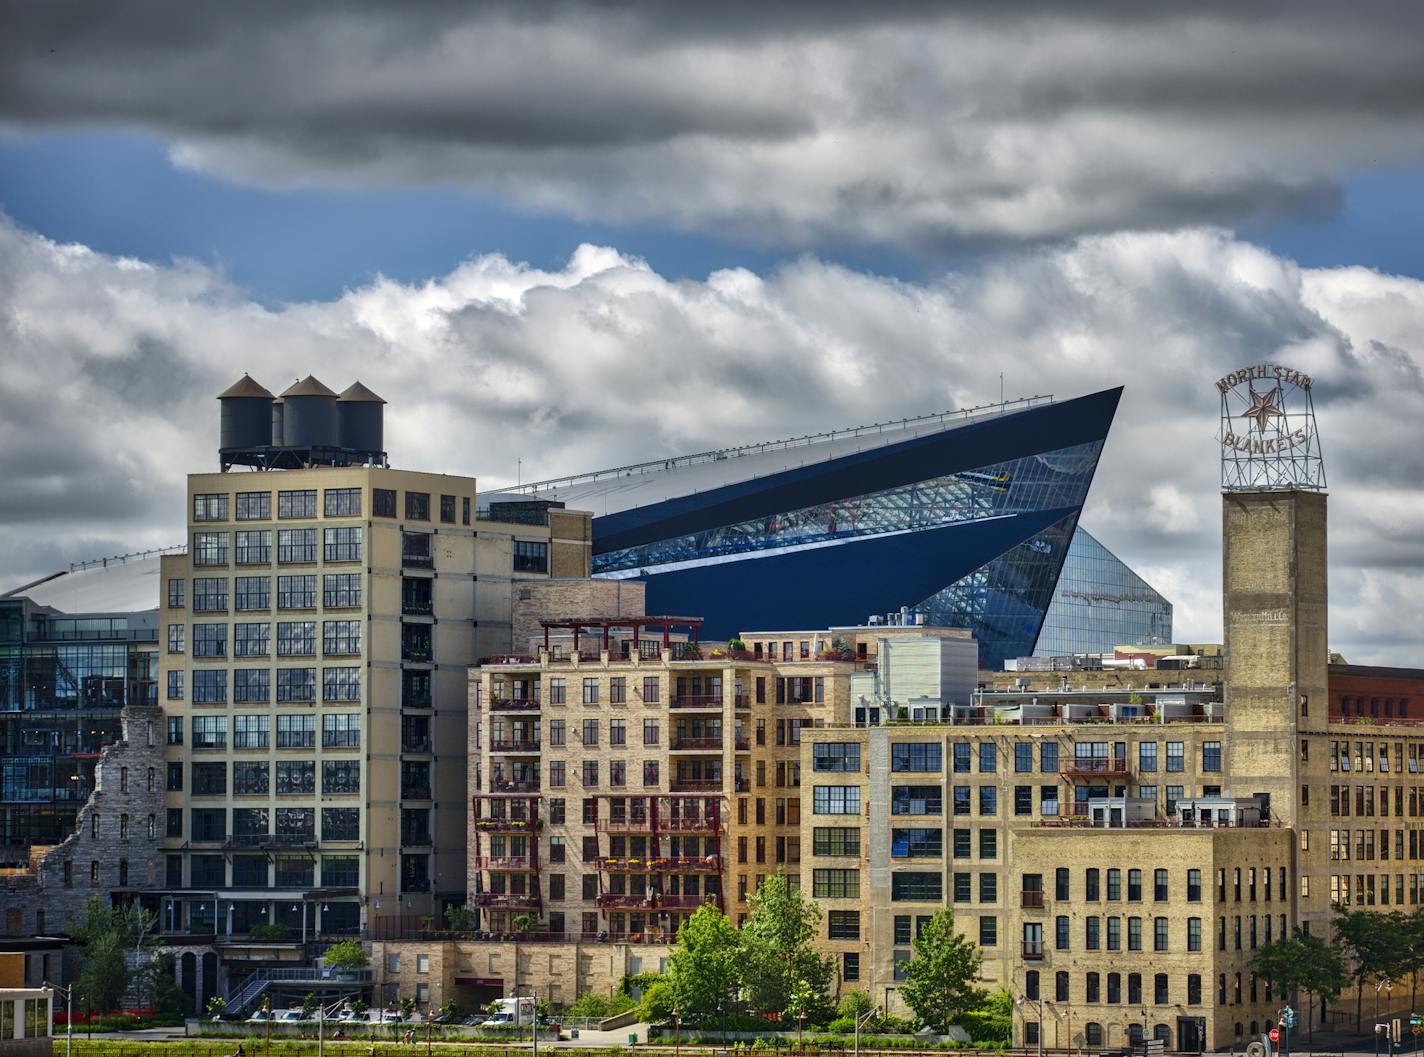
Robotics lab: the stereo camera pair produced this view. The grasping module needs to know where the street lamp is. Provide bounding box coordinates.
[1015,993,1044,1057]
[43,981,73,1057]
[853,1005,881,1057]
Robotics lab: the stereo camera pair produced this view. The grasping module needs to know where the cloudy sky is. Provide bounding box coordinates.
[2,2,1422,662]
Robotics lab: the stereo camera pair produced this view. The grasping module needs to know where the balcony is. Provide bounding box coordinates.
[734,736,751,751]
[472,817,541,835]
[597,855,720,873]
[1062,758,1131,779]
[658,894,712,909]
[595,893,655,909]
[469,894,535,911]
[402,690,433,709]
[491,778,540,794]
[663,815,721,833]
[401,737,433,754]
[490,739,541,754]
[598,814,655,833]
[1023,941,1045,961]
[669,777,723,792]
[1021,890,1045,909]
[474,856,538,872]
[401,599,434,617]
[401,787,432,801]
[670,735,723,751]
[223,833,317,850]
[671,694,723,709]
[489,696,541,713]
[734,695,750,709]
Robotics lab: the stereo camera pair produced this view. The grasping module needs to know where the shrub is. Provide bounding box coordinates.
[249,922,292,941]
[566,992,636,1019]
[323,939,369,971]
[836,991,873,1020]
[826,1016,856,1033]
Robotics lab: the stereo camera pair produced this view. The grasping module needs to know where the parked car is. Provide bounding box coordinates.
[276,1010,304,1023]
[247,1011,270,1022]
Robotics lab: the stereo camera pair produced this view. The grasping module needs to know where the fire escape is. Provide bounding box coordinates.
[473,693,544,930]
[594,794,724,940]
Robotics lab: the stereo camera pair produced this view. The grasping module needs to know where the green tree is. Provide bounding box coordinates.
[837,991,874,1020]
[740,874,834,1021]
[145,953,190,1020]
[1334,907,1408,1031]
[665,903,744,1024]
[322,939,370,972]
[70,896,137,1014]
[1251,927,1346,1040]
[302,992,320,1020]
[399,996,416,1019]
[638,981,676,1024]
[897,909,983,1032]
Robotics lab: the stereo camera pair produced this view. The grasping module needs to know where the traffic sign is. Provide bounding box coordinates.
[1283,1007,1297,1029]
[1269,1029,1280,1043]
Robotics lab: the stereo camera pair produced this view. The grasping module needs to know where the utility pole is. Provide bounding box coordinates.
[854,1005,880,1057]
[44,982,72,1057]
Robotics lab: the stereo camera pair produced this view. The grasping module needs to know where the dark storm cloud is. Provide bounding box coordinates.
[4,3,1424,246]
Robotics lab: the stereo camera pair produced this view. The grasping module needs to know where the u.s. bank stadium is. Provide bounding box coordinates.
[484,387,1170,670]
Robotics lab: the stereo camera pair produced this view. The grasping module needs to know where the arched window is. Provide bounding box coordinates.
[120,767,129,792]
[91,813,100,838]
[1154,973,1169,1004]
[147,814,157,840]
[148,767,156,792]
[1250,1021,1259,1037]
[1235,1023,1244,1039]
[1056,972,1070,1003]
[1085,1023,1103,1047]
[1153,1025,1172,1045]
[1026,970,1040,1001]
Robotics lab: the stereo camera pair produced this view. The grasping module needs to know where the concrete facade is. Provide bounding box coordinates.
[370,937,669,1009]
[156,465,591,956]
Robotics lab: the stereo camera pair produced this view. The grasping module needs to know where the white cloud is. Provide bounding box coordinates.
[1,215,1421,662]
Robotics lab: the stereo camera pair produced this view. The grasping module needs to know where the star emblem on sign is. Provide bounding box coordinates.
[1240,386,1285,432]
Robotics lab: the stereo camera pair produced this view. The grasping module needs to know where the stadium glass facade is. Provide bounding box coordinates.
[491,387,1172,670]
[0,597,158,855]
[1035,526,1172,659]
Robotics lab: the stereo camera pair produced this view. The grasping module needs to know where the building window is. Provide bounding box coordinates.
[642,676,660,703]
[891,743,942,772]
[236,491,271,520]
[235,529,272,565]
[891,828,943,858]
[1040,743,1059,772]
[324,488,362,517]
[278,528,318,563]
[813,786,861,814]
[323,526,363,562]
[192,531,228,566]
[277,574,317,609]
[513,541,549,573]
[828,910,860,940]
[842,952,860,982]
[814,743,861,772]
[276,760,317,795]
[278,489,318,519]
[812,869,859,898]
[193,577,228,612]
[277,714,316,749]
[167,623,185,654]
[891,786,942,815]
[191,715,227,749]
[232,712,271,751]
[323,667,361,702]
[373,488,397,517]
[1139,741,1158,771]
[583,678,599,704]
[979,916,997,946]
[1014,742,1033,772]
[235,576,270,610]
[323,573,362,607]
[1202,741,1223,772]
[193,493,228,521]
[642,761,659,786]
[439,495,456,523]
[1166,741,1185,772]
[405,492,430,520]
[277,667,316,702]
[191,669,227,704]
[167,578,185,607]
[323,620,362,656]
[323,713,361,748]
[813,828,861,856]
[892,872,943,901]
[979,743,997,772]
